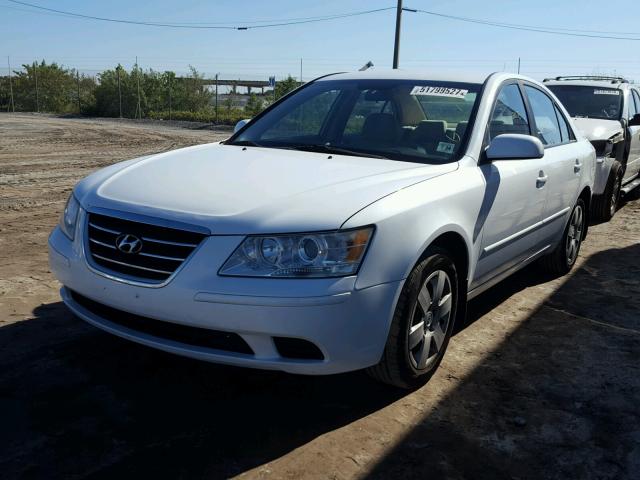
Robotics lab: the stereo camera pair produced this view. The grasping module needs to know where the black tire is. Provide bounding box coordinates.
[592,161,623,222]
[367,248,459,389]
[541,198,586,276]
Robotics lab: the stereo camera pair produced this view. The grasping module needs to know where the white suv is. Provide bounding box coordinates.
[545,76,640,220]
[49,71,595,388]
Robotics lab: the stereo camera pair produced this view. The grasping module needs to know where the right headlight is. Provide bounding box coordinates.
[219,227,374,278]
[60,193,80,241]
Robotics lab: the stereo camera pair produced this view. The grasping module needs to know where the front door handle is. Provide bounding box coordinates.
[574,159,582,173]
[536,171,548,188]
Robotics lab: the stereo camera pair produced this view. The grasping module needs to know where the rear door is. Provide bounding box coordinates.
[523,84,582,248]
[473,82,548,288]
[626,89,640,181]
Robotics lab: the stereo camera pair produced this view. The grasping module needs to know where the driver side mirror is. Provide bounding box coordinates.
[485,134,545,160]
[629,113,640,127]
[234,118,251,133]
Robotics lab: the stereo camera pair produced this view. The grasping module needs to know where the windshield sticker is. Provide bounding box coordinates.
[594,89,620,95]
[436,142,456,154]
[411,86,468,98]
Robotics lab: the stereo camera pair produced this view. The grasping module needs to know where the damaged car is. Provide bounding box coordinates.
[545,76,640,220]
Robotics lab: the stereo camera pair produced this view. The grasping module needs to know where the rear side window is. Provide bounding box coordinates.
[525,86,562,146]
[489,84,530,140]
[554,105,573,142]
[631,90,640,118]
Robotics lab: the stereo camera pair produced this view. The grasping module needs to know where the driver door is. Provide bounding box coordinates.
[473,82,548,289]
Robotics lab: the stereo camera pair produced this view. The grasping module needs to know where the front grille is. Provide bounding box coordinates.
[86,212,207,283]
[70,290,254,355]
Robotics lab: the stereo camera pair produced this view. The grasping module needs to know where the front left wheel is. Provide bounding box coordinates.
[367,249,459,389]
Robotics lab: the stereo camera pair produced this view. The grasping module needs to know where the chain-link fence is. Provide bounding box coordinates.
[0,60,301,125]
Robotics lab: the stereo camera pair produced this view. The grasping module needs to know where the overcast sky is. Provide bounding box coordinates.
[1,0,639,82]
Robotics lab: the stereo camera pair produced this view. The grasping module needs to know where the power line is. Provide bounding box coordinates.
[414,9,640,41]
[5,1,395,30]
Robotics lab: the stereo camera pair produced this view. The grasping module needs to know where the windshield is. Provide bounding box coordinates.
[547,85,623,120]
[229,79,481,164]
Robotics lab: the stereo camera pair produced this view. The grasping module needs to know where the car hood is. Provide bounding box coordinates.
[77,143,456,234]
[572,117,623,141]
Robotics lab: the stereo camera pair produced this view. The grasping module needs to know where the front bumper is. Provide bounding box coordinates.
[48,216,402,375]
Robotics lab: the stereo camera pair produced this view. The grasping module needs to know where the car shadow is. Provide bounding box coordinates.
[365,243,640,479]
[1,301,405,479]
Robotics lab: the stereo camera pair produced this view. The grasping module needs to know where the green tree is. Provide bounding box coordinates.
[11,61,95,113]
[244,93,264,117]
[274,75,299,100]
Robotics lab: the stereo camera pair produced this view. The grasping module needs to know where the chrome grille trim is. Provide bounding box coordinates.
[88,222,120,235]
[92,253,175,275]
[84,211,207,285]
[89,238,116,249]
[140,236,199,248]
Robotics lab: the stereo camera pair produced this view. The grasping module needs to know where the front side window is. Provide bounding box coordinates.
[525,86,562,146]
[230,79,482,164]
[489,83,530,140]
[546,85,623,120]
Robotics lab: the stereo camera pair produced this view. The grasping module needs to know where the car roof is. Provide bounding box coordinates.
[544,78,631,90]
[315,70,548,89]
[316,69,491,85]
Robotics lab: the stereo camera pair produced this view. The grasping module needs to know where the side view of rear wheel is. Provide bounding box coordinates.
[367,248,459,389]
[541,198,586,276]
[592,161,623,222]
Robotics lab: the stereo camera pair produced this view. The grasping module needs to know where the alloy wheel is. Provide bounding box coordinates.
[565,204,584,265]
[407,269,453,371]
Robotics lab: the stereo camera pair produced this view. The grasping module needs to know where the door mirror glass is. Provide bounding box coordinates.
[486,134,545,160]
[629,113,640,127]
[234,119,251,133]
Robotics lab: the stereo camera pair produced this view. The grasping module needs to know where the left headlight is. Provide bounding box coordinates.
[219,227,374,278]
[60,193,80,240]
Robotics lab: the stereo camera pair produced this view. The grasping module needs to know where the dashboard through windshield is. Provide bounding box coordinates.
[229,79,482,164]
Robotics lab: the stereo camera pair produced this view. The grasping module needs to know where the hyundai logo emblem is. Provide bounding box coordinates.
[115,233,143,254]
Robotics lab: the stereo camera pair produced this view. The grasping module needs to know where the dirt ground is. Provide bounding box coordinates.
[1,113,639,479]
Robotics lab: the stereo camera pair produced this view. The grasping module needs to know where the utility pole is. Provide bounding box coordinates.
[300,58,303,84]
[33,61,39,113]
[76,70,81,114]
[7,56,15,113]
[215,73,219,125]
[135,56,142,119]
[392,1,416,68]
[117,65,122,118]
[168,79,172,120]
[517,57,521,74]
[392,0,403,69]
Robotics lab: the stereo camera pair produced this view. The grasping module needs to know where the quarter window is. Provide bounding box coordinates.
[489,84,530,140]
[554,105,572,143]
[525,86,562,146]
[631,90,640,118]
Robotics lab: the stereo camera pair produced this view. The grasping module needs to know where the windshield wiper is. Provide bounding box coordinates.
[228,140,263,147]
[283,144,389,159]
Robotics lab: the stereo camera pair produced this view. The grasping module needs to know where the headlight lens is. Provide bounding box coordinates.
[219,227,374,278]
[60,194,80,240]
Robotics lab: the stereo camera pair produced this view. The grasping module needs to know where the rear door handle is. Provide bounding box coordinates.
[536,171,548,188]
[574,159,582,173]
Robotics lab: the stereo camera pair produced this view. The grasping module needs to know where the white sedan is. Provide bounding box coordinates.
[49,70,595,388]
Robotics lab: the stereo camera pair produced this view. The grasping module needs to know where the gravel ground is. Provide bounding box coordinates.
[0,113,639,479]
